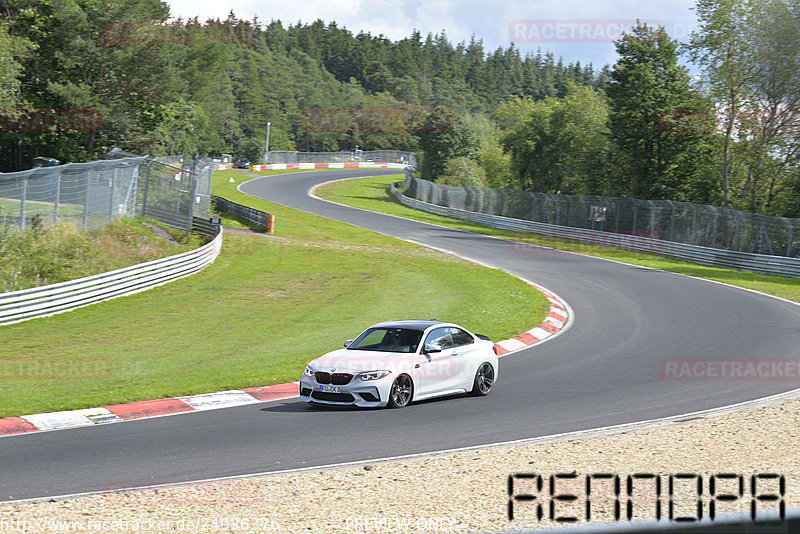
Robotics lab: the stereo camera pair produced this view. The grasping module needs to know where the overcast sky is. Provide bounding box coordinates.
[166,0,700,69]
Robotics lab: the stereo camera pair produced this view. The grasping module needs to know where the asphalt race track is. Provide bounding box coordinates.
[2,168,799,502]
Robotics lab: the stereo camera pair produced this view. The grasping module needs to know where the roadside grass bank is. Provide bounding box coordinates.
[316,175,800,304]
[0,170,549,418]
[0,217,197,292]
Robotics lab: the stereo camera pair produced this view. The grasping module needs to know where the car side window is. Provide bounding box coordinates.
[450,328,474,347]
[425,327,453,350]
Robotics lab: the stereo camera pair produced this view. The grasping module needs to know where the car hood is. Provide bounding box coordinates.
[308,348,411,374]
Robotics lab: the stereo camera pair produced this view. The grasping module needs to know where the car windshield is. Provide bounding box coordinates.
[348,327,423,353]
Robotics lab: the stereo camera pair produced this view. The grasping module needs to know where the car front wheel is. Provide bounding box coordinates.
[469,362,494,396]
[387,374,413,408]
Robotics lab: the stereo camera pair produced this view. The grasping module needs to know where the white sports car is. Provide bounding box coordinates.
[299,320,498,408]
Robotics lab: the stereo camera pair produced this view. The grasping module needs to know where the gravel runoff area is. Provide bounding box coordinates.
[1,393,798,534]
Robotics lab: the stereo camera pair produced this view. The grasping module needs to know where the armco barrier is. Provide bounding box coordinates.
[0,228,223,326]
[390,183,800,278]
[212,196,271,230]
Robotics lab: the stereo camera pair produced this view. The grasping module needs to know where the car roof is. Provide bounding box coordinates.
[370,319,449,331]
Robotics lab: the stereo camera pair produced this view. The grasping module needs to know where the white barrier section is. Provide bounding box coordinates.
[0,229,224,326]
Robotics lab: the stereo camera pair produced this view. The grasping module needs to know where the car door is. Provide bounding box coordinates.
[449,327,481,389]
[416,327,459,396]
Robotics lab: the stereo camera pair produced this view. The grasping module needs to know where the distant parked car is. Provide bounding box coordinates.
[300,320,497,408]
[235,159,250,169]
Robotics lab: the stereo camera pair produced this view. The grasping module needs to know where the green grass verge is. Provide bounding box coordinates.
[0,169,549,418]
[316,175,800,304]
[0,217,196,292]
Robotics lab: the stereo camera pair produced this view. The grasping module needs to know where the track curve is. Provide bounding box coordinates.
[1,168,799,503]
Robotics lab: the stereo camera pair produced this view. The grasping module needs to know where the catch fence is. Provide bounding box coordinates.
[0,151,215,236]
[405,173,800,259]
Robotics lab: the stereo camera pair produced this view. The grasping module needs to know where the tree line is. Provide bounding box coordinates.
[1,0,798,217]
[0,1,599,169]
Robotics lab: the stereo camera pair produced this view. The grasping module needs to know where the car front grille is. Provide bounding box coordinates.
[311,391,355,403]
[314,372,353,385]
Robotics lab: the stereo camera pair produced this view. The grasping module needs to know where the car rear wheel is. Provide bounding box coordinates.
[387,374,413,408]
[470,362,494,396]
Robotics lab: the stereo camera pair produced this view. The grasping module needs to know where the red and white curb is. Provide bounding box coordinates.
[251,161,406,171]
[493,282,571,356]
[0,289,570,438]
[0,384,299,437]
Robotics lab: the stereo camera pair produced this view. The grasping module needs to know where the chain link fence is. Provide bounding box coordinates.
[136,154,214,234]
[0,157,145,230]
[405,173,800,258]
[265,150,416,167]
[0,151,214,235]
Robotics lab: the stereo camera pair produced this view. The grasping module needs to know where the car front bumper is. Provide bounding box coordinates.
[299,377,390,408]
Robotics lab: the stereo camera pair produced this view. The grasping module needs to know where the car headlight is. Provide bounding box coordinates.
[356,370,391,381]
[303,366,315,377]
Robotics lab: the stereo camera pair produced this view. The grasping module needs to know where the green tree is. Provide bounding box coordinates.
[0,22,32,109]
[687,0,800,214]
[686,0,761,207]
[607,23,715,200]
[416,106,478,180]
[501,82,611,194]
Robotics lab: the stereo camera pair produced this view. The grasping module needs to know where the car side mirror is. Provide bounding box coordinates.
[344,340,354,348]
[423,344,442,354]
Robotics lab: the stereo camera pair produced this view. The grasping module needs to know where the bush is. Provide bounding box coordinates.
[0,218,190,292]
[438,157,487,187]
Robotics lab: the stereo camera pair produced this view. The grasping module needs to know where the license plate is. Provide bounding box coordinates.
[320,385,341,393]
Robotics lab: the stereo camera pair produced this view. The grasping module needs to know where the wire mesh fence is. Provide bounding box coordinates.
[0,157,144,230]
[265,150,416,167]
[0,152,214,234]
[404,173,800,258]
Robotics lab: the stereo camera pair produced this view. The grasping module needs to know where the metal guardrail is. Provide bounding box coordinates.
[141,206,220,237]
[211,196,271,229]
[391,182,800,278]
[0,227,223,326]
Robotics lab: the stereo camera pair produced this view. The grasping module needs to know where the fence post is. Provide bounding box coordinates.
[711,208,718,249]
[185,157,198,240]
[82,171,90,230]
[647,200,656,237]
[19,175,27,230]
[141,159,153,217]
[667,200,676,242]
[53,171,61,226]
[109,167,117,221]
[734,211,741,251]
[784,218,792,257]
[690,205,697,244]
